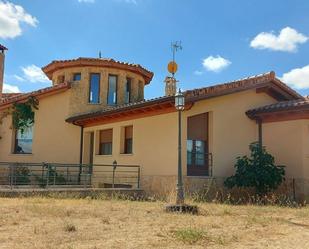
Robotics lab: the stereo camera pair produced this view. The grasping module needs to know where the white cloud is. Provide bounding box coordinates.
[21,65,49,83]
[250,27,308,52]
[3,83,20,93]
[0,1,38,39]
[13,74,25,82]
[78,0,95,3]
[281,65,309,89]
[202,55,231,72]
[194,70,203,76]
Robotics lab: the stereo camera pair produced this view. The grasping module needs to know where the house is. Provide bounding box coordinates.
[0,45,308,199]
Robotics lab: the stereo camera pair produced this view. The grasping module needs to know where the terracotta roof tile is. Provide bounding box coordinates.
[42,57,154,84]
[66,95,174,124]
[185,71,302,100]
[1,93,22,99]
[246,97,309,117]
[0,82,71,109]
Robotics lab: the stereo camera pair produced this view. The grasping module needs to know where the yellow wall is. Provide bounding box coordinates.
[263,120,309,179]
[1,86,306,186]
[0,91,81,163]
[85,112,178,176]
[84,89,277,178]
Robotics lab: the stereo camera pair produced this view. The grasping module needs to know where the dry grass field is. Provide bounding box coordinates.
[0,197,309,249]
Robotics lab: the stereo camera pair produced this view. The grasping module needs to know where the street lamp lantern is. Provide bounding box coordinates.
[175,89,185,111]
[175,88,185,205]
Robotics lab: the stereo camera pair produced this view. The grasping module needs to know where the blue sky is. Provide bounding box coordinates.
[1,0,309,99]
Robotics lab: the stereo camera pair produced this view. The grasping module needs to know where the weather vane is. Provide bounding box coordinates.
[168,41,182,77]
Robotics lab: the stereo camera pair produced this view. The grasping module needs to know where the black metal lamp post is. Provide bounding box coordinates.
[175,89,185,204]
[166,88,198,214]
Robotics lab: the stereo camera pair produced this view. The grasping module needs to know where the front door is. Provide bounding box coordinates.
[187,113,209,176]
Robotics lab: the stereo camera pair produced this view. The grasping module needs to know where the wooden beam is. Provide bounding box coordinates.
[259,110,309,123]
[83,106,177,127]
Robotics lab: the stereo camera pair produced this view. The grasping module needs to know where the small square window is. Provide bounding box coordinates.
[73,73,81,81]
[57,75,65,84]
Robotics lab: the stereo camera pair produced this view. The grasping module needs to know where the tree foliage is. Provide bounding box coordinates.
[12,96,39,134]
[224,142,285,195]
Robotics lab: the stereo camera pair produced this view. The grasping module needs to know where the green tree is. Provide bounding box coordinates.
[224,142,285,195]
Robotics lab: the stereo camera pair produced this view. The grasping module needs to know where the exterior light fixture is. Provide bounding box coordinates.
[175,89,185,111]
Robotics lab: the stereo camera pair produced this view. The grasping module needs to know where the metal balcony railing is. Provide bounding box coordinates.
[0,162,140,189]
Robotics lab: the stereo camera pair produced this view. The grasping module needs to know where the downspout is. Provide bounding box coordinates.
[78,125,84,183]
[257,118,263,148]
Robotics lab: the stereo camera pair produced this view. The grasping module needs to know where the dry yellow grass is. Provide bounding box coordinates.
[0,197,309,249]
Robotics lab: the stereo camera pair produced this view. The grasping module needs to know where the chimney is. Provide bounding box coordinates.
[164,76,177,96]
[0,44,7,99]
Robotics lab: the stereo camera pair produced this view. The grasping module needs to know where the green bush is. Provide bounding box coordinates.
[36,165,66,187]
[15,166,31,184]
[224,142,285,195]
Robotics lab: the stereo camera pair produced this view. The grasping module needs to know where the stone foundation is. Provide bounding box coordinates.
[140,175,309,202]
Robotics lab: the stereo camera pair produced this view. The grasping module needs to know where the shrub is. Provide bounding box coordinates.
[36,165,66,187]
[15,166,31,185]
[64,223,77,232]
[224,142,285,195]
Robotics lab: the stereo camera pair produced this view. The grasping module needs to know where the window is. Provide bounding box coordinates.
[99,129,113,155]
[108,75,117,105]
[123,126,133,154]
[125,78,131,104]
[57,75,65,84]
[89,73,100,104]
[187,113,209,176]
[14,126,33,154]
[73,73,81,81]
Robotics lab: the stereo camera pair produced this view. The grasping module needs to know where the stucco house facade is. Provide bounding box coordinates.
[0,45,309,199]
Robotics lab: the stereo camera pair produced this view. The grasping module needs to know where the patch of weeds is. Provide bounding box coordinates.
[213,235,227,245]
[222,208,232,215]
[102,217,110,224]
[64,223,77,232]
[172,228,206,244]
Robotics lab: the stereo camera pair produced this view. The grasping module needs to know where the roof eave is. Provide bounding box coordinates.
[42,58,154,84]
[0,83,71,110]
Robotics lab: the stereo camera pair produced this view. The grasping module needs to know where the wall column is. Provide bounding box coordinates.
[117,73,126,105]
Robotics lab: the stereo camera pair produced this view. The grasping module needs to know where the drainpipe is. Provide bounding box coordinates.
[257,118,263,149]
[78,125,84,183]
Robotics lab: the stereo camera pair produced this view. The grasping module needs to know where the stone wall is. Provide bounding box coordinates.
[140,175,309,202]
[50,66,146,116]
